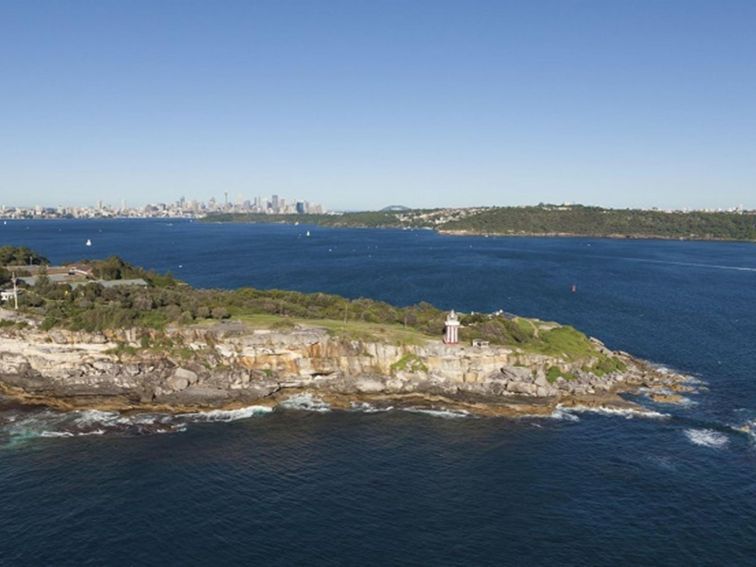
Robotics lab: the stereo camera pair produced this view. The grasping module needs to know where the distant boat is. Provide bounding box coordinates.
[85,239,92,247]
[571,284,577,293]
[306,230,311,237]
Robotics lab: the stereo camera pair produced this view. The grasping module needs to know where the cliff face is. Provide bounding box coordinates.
[0,322,687,415]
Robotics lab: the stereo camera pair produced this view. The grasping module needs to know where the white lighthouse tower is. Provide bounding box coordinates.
[444,310,460,344]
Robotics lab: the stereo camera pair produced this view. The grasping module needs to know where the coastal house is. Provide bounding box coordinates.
[11,263,146,289]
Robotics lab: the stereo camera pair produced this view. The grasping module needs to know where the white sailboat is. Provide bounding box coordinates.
[85,239,92,247]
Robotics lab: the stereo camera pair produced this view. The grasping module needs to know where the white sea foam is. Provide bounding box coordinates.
[39,431,74,438]
[115,414,168,426]
[684,428,729,449]
[550,408,581,422]
[279,394,331,413]
[180,406,273,422]
[566,405,669,420]
[39,428,105,438]
[5,409,189,442]
[402,407,471,419]
[349,402,394,413]
[73,409,120,426]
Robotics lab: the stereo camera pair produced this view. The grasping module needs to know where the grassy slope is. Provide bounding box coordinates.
[231,312,431,345]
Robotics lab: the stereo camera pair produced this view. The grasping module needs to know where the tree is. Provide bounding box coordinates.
[0,246,49,266]
[34,265,54,296]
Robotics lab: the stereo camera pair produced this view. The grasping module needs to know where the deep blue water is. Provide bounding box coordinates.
[1,219,755,565]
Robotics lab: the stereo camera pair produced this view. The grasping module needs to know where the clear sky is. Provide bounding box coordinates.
[1,0,755,210]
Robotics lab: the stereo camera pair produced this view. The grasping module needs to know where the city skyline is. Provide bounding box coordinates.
[2,1,756,210]
[0,193,326,220]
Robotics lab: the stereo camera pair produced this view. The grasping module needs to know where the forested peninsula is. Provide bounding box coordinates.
[204,204,756,242]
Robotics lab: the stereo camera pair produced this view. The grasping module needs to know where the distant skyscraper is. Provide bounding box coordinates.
[296,201,305,214]
[271,194,279,213]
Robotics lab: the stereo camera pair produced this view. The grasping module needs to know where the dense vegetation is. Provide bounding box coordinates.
[74,256,177,286]
[0,246,51,285]
[204,205,756,241]
[441,205,756,240]
[0,245,49,266]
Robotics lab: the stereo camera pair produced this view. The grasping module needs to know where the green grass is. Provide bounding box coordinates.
[233,312,432,345]
[522,326,597,360]
[586,356,628,377]
[546,366,579,383]
[390,354,429,374]
[512,317,538,337]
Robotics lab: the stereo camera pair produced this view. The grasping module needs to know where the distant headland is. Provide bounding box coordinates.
[203,204,756,242]
[0,247,696,417]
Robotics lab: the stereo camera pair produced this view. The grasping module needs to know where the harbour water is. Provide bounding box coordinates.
[1,219,755,565]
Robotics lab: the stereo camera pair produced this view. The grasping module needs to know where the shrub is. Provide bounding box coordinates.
[211,306,230,319]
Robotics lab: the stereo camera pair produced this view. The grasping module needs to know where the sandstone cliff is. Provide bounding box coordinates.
[0,316,691,416]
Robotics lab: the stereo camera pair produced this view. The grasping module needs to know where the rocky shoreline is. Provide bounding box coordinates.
[436,228,753,243]
[0,312,696,418]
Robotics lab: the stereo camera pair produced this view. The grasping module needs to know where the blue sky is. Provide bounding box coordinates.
[1,0,755,210]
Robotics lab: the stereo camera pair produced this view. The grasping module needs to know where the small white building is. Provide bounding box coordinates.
[0,289,17,303]
[444,310,460,344]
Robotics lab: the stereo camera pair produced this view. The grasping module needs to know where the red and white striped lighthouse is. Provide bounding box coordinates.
[444,310,460,344]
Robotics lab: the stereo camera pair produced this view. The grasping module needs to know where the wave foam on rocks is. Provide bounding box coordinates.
[178,406,273,423]
[401,407,471,419]
[565,405,669,420]
[279,394,331,413]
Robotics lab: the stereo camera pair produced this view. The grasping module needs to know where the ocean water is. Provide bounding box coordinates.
[1,219,755,565]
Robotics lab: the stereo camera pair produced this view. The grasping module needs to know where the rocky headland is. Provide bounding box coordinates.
[0,312,694,418]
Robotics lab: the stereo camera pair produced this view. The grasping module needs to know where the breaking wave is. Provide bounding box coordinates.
[550,407,581,422]
[0,408,191,445]
[349,402,394,413]
[401,407,471,419]
[565,405,669,420]
[178,406,273,423]
[684,429,729,449]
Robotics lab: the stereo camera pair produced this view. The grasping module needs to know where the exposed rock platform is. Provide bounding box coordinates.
[0,314,694,417]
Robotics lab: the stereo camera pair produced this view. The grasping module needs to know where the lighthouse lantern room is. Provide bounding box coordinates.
[444,310,460,344]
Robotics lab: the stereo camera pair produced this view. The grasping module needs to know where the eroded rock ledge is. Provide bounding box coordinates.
[0,318,694,417]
